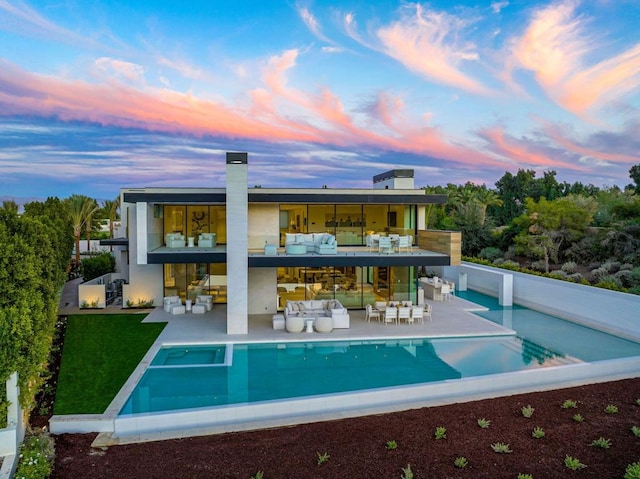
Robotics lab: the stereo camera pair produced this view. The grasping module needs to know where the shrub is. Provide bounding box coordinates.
[531,427,545,439]
[454,457,468,468]
[434,426,447,440]
[602,260,621,273]
[491,442,513,453]
[502,259,520,269]
[595,278,625,291]
[401,464,414,479]
[632,426,640,438]
[492,258,505,265]
[479,247,503,262]
[573,414,584,422]
[80,251,116,281]
[14,432,56,479]
[590,266,610,281]
[316,451,330,465]
[521,405,535,418]
[620,263,634,271]
[530,260,547,272]
[549,270,568,279]
[604,404,618,414]
[385,440,398,450]
[626,461,640,479]
[561,399,577,409]
[518,474,534,479]
[561,261,577,273]
[590,437,611,449]
[564,455,586,470]
[615,269,634,288]
[477,418,491,428]
[250,471,264,479]
[567,272,583,282]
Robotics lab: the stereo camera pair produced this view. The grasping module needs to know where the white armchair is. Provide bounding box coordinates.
[194,295,213,311]
[198,233,217,247]
[165,233,186,248]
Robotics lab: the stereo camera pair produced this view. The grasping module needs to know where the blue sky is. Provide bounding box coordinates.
[0,0,639,201]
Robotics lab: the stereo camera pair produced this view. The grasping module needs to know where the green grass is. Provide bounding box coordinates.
[54,314,166,414]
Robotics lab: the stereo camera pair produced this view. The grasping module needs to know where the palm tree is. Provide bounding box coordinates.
[102,197,121,251]
[66,195,99,265]
[475,189,503,225]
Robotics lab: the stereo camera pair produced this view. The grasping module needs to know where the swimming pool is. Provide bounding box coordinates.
[120,291,640,416]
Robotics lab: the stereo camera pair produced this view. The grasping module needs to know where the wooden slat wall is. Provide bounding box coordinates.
[417,230,461,265]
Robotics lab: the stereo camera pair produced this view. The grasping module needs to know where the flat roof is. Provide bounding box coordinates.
[122,187,446,205]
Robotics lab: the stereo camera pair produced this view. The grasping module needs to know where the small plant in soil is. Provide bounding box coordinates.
[491,442,513,453]
[316,451,330,465]
[518,474,534,479]
[573,413,584,422]
[531,426,545,439]
[477,417,491,428]
[631,425,640,437]
[636,399,640,406]
[604,404,618,414]
[454,456,469,468]
[250,472,264,479]
[434,426,447,440]
[521,405,535,418]
[401,464,414,479]
[564,455,587,470]
[562,399,578,408]
[625,461,640,479]
[590,437,611,449]
[386,440,398,450]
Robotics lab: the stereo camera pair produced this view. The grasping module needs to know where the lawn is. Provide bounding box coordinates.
[53,314,166,414]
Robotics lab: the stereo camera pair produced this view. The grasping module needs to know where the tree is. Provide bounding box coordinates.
[629,164,640,194]
[514,196,596,272]
[66,195,99,265]
[474,188,503,225]
[494,169,536,225]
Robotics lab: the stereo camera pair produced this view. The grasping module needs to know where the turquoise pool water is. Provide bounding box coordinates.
[120,292,640,415]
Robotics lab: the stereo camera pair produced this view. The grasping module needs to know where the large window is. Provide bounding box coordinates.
[163,205,226,245]
[164,263,227,303]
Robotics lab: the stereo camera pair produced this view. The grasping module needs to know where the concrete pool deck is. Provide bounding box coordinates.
[49,295,640,446]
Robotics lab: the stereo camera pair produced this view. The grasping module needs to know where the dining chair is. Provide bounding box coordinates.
[398,306,411,324]
[383,307,397,325]
[441,283,451,302]
[411,306,424,324]
[397,235,411,253]
[423,303,433,322]
[447,281,456,299]
[378,236,392,254]
[366,304,380,323]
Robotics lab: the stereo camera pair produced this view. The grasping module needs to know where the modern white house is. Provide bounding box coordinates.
[106,152,461,334]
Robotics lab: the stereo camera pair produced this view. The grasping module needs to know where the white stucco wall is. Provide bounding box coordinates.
[444,262,640,341]
[248,204,279,248]
[125,201,163,306]
[248,267,278,315]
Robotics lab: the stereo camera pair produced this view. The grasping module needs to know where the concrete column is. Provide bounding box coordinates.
[458,272,468,291]
[136,202,148,265]
[499,274,513,306]
[226,152,249,334]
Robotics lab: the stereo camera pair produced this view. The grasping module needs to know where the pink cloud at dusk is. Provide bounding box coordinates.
[0,57,502,172]
[509,0,640,120]
[478,126,590,172]
[375,4,493,95]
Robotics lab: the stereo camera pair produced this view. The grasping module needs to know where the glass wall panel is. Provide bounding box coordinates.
[388,205,414,236]
[307,204,334,235]
[163,263,227,304]
[187,206,209,244]
[363,205,388,235]
[279,204,307,243]
[335,205,364,245]
[209,206,226,244]
[164,206,186,238]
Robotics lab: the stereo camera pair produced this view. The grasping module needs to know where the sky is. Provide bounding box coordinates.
[0,0,639,202]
